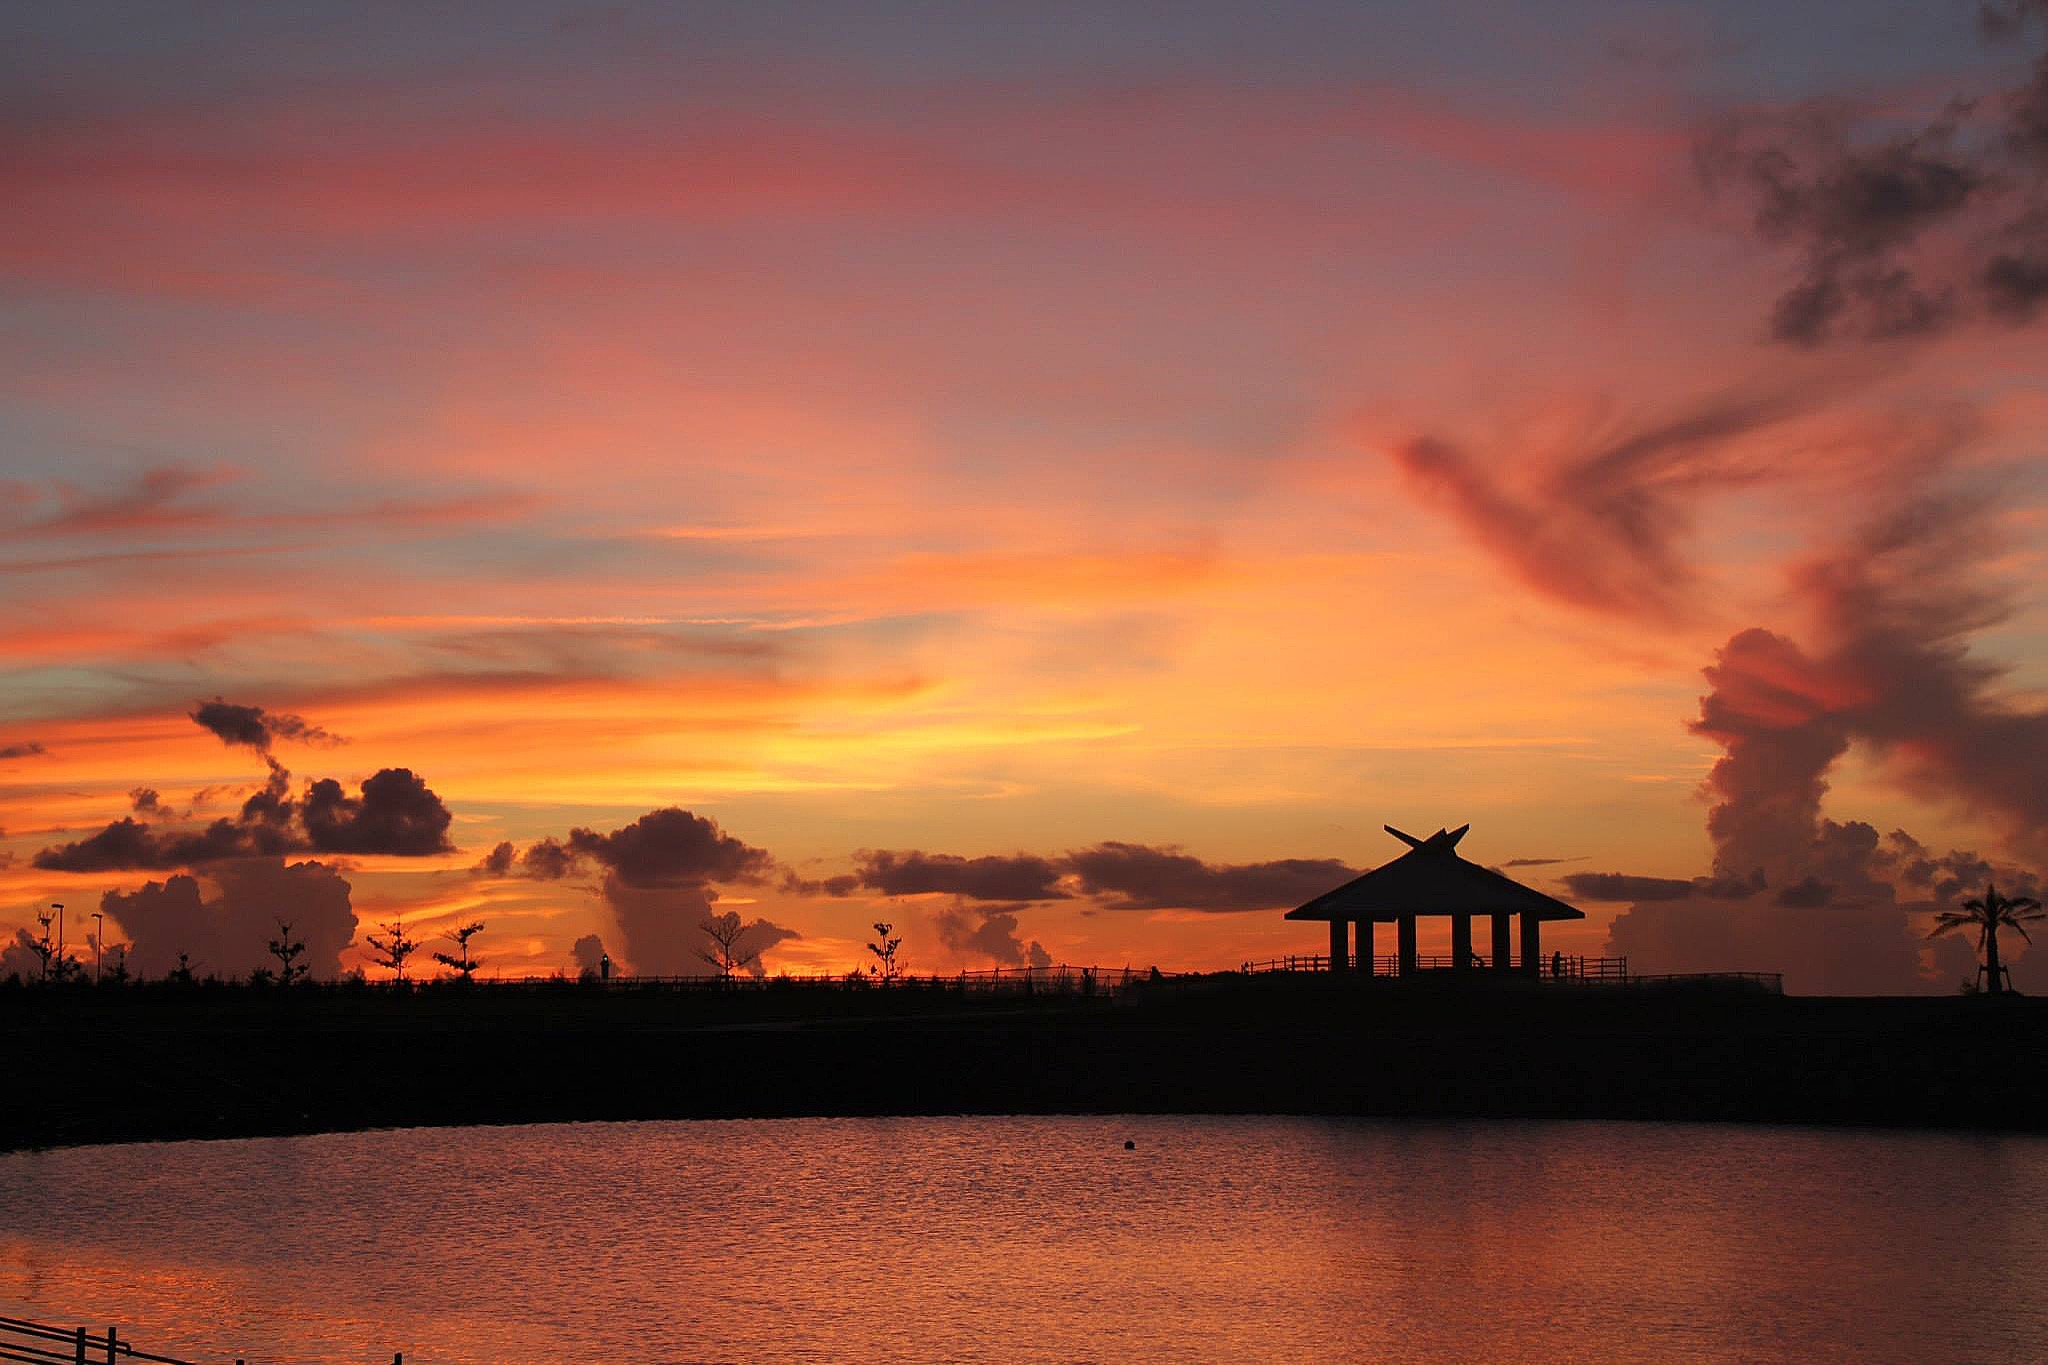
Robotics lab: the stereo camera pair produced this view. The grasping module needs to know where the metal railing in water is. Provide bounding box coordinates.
[0,1315,410,1365]
[1,1316,197,1365]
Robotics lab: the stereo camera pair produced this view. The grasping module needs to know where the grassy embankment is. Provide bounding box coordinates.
[5,974,2044,1149]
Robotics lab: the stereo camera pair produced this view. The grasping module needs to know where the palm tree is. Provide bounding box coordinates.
[1929,882,2044,995]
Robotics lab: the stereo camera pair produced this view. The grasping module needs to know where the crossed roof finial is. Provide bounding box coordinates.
[1383,823,1470,852]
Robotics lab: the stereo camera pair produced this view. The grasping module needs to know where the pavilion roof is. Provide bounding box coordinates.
[1284,824,1585,923]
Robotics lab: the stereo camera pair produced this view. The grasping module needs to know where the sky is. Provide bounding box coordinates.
[4,1,2047,992]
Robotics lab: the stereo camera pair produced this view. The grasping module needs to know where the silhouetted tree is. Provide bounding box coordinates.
[1930,882,2044,995]
[167,953,197,986]
[867,921,903,984]
[30,911,55,982]
[365,918,420,982]
[268,918,309,985]
[102,944,129,986]
[433,920,486,982]
[696,910,759,982]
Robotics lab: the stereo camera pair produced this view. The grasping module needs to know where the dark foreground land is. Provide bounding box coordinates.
[5,976,2046,1150]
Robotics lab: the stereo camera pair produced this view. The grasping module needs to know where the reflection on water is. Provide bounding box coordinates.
[2,1117,2045,1364]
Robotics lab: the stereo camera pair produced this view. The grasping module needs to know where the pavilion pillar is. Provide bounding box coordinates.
[1397,914,1417,976]
[1451,913,1472,971]
[1329,918,1348,972]
[1491,913,1513,972]
[1355,919,1374,978]
[1520,911,1541,977]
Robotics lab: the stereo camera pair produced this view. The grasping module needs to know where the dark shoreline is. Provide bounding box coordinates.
[6,977,2046,1151]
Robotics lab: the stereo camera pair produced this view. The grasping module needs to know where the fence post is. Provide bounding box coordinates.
[104,1327,117,1364]
[74,1326,86,1365]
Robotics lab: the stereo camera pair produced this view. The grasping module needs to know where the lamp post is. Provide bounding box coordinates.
[91,911,104,984]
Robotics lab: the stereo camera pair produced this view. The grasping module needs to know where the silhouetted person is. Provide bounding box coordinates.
[1551,950,1563,980]
[599,953,611,982]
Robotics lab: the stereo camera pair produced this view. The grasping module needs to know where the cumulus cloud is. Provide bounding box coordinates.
[1,929,47,981]
[567,808,771,888]
[597,876,797,975]
[34,766,456,870]
[934,904,1051,968]
[100,857,357,980]
[1393,379,2042,991]
[190,697,340,752]
[475,808,781,974]
[570,932,609,975]
[301,769,453,856]
[1594,516,2048,995]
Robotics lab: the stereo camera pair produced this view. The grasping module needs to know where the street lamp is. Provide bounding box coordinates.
[91,911,104,984]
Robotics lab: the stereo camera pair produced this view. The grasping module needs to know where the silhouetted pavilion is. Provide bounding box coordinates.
[1286,824,1584,976]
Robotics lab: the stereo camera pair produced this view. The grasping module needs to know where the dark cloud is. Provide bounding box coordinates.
[301,769,453,856]
[34,766,456,870]
[566,808,771,888]
[782,869,863,897]
[100,857,357,980]
[477,809,779,974]
[520,838,576,879]
[190,697,339,752]
[1699,16,2048,347]
[1561,873,1699,903]
[1599,509,2048,995]
[1389,387,1815,622]
[473,838,576,879]
[25,465,225,535]
[1796,495,2048,852]
[1982,246,2048,320]
[1980,2,2048,43]
[1498,856,1582,869]
[598,875,797,975]
[797,841,1354,914]
[129,787,162,814]
[570,932,609,975]
[1065,842,1356,912]
[0,741,45,760]
[851,849,1069,902]
[934,904,1050,968]
[1774,876,1835,908]
[1,929,46,981]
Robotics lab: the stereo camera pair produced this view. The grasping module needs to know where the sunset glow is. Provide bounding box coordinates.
[6,2,2048,994]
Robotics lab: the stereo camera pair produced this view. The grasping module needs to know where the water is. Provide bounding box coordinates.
[2,1117,2045,1364]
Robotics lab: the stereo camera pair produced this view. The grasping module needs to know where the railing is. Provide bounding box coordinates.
[520,964,1159,997]
[1237,954,1629,979]
[0,1315,201,1365]
[0,1316,409,1365]
[1625,971,1784,994]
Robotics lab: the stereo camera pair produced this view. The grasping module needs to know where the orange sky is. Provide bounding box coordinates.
[4,4,2047,990]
